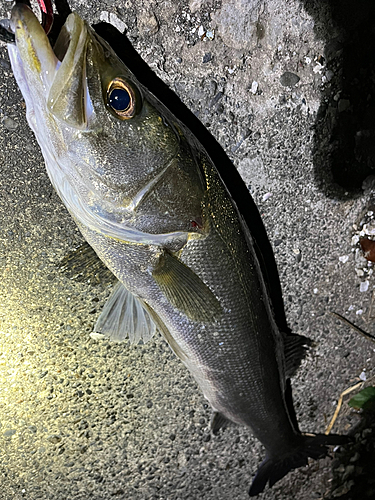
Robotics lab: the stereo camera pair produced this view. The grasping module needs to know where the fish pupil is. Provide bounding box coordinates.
[109,88,131,111]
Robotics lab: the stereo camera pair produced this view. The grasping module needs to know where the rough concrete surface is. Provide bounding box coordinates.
[0,0,375,499]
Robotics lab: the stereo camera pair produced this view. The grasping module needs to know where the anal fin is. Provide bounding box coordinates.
[91,282,157,344]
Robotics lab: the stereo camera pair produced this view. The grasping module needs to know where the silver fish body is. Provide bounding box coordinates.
[7,3,344,495]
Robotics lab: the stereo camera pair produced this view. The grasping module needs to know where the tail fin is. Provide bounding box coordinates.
[249,433,347,497]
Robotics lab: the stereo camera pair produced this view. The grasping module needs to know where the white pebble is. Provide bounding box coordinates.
[359,371,367,381]
[339,255,349,263]
[262,192,272,201]
[360,280,369,292]
[99,11,126,32]
[250,81,258,94]
[363,223,375,235]
[352,235,360,245]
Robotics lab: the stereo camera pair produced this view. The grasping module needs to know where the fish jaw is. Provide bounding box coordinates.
[10,3,59,91]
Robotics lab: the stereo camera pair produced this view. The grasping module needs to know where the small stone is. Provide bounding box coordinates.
[0,58,11,70]
[3,429,16,437]
[363,222,375,235]
[189,0,203,13]
[250,81,258,94]
[99,12,126,32]
[47,435,62,444]
[352,234,360,245]
[262,192,271,201]
[359,280,369,292]
[3,116,18,130]
[280,72,300,87]
[137,10,159,35]
[339,255,349,263]
[202,52,212,63]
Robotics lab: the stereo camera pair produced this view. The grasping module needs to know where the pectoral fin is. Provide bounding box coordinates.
[91,282,157,344]
[152,251,222,322]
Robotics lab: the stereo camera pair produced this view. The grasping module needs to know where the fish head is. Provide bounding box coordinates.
[9,4,205,247]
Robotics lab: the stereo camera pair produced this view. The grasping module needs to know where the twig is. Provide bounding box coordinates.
[330,311,375,344]
[325,382,363,435]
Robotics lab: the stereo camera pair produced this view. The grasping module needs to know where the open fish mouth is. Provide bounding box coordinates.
[8,1,91,128]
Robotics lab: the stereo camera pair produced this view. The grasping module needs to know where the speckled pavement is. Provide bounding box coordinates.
[1,1,375,499]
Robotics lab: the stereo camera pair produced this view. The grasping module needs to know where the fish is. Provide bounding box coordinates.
[5,2,345,495]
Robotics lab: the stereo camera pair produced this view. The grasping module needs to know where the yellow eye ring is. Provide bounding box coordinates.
[107,78,136,119]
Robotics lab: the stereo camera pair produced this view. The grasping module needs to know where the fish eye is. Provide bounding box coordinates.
[107,78,136,119]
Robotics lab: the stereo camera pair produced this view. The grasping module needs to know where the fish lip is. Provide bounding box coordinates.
[10,3,59,89]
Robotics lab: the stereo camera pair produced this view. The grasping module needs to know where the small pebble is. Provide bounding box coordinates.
[250,81,258,94]
[202,52,212,63]
[339,255,349,263]
[3,429,16,437]
[280,71,300,87]
[3,117,18,130]
[262,192,271,201]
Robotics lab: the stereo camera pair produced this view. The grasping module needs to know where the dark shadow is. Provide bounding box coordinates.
[300,0,375,198]
[298,3,375,490]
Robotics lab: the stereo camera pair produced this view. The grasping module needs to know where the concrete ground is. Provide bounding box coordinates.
[0,0,374,499]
